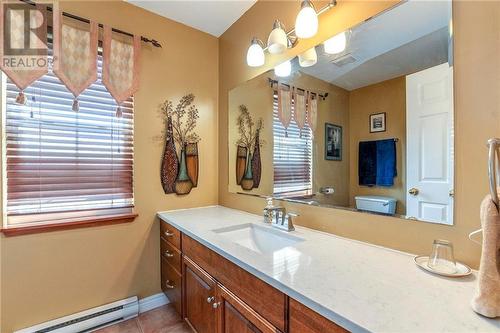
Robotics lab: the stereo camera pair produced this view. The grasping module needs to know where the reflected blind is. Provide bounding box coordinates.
[273,92,313,195]
[4,46,134,221]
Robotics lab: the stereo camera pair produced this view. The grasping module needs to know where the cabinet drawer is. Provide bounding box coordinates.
[182,234,286,332]
[160,221,181,250]
[161,257,182,315]
[289,298,349,333]
[160,238,182,274]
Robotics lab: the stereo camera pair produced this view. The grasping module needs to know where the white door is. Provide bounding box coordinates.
[406,63,454,225]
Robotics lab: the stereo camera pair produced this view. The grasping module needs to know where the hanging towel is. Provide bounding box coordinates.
[471,193,500,318]
[376,139,397,186]
[359,141,377,186]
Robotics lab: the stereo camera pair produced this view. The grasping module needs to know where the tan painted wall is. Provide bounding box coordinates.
[0,1,218,332]
[219,0,500,270]
[348,76,406,214]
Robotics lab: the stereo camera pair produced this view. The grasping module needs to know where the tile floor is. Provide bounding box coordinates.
[94,304,192,333]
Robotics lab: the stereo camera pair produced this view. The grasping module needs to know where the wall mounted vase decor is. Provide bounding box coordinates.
[236,145,248,185]
[160,116,179,194]
[236,105,263,191]
[158,94,200,195]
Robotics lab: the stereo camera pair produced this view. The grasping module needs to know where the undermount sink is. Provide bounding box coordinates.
[212,223,304,254]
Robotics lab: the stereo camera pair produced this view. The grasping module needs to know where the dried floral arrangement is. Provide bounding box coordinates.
[158,93,201,146]
[158,94,200,195]
[236,105,263,152]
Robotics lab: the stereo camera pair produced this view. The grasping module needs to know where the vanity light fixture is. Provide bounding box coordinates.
[295,0,318,39]
[274,60,292,77]
[246,37,265,67]
[324,31,347,54]
[267,20,288,54]
[299,47,317,67]
[246,1,337,67]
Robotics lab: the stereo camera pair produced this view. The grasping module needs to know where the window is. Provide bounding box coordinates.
[3,45,135,229]
[272,91,313,196]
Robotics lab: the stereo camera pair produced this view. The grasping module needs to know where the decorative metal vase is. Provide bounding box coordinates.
[160,116,178,194]
[175,145,194,195]
[251,130,261,189]
[236,145,247,185]
[186,142,199,187]
[240,153,254,191]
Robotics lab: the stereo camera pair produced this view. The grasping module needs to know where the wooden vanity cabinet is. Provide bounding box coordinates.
[289,298,348,333]
[183,257,218,333]
[216,284,278,333]
[160,220,349,333]
[160,221,183,316]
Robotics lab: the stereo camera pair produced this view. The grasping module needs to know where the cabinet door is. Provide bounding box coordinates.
[215,284,278,333]
[183,257,217,333]
[289,298,348,333]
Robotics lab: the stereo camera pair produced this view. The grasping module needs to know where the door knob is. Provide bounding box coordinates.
[449,189,454,197]
[408,188,419,196]
[207,296,215,304]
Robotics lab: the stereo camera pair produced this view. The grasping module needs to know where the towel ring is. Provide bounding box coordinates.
[487,138,500,210]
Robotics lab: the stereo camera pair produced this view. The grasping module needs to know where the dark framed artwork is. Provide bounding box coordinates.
[325,123,342,161]
[369,112,386,133]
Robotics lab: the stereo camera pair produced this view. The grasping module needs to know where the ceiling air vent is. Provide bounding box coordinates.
[330,53,357,67]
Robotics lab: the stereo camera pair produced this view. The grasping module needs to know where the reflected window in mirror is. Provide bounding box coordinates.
[273,90,313,197]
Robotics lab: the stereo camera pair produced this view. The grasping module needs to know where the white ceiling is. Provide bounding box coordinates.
[127,0,257,37]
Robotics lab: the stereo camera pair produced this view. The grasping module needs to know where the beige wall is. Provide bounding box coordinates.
[0,1,218,332]
[219,0,500,270]
[349,76,406,214]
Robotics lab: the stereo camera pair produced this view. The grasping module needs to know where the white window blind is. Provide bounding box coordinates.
[273,91,313,196]
[4,45,134,225]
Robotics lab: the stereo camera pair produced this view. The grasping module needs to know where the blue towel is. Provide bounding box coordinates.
[358,141,377,186]
[376,139,397,186]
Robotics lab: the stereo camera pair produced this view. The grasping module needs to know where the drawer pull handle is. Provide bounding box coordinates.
[164,230,174,237]
[164,250,174,258]
[207,296,215,304]
[165,280,175,289]
[212,301,221,309]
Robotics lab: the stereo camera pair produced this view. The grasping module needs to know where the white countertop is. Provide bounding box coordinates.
[157,206,500,333]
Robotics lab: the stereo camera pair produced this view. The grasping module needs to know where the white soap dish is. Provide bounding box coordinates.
[414,255,472,277]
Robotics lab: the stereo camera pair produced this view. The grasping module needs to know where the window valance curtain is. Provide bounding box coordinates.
[0,1,141,117]
[275,81,319,138]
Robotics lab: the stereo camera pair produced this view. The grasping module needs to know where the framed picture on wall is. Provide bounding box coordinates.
[325,123,342,161]
[370,112,386,133]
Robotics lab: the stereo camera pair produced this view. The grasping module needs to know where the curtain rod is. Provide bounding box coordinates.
[19,0,162,48]
[268,78,328,100]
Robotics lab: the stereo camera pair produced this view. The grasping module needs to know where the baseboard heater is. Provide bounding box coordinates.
[14,296,139,333]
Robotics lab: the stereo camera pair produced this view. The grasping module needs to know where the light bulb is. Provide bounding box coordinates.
[324,31,347,54]
[299,47,317,67]
[267,20,288,54]
[295,0,318,39]
[274,60,291,77]
[246,38,265,67]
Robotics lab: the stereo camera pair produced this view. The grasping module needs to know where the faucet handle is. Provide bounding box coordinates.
[285,212,298,231]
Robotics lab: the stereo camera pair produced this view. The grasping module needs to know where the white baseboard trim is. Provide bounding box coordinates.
[139,293,169,314]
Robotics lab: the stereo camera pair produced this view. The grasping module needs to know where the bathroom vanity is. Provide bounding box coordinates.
[158,206,499,333]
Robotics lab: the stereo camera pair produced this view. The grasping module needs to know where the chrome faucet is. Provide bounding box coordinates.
[268,206,297,232]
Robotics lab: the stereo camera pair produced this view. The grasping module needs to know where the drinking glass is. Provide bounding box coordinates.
[427,239,457,274]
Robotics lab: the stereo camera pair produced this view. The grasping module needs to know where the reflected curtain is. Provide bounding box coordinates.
[307,92,318,137]
[294,89,307,138]
[277,83,292,137]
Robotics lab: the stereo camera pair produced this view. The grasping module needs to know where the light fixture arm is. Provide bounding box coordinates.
[262,0,337,52]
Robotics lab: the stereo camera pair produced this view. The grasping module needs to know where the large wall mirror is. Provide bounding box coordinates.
[228,0,454,225]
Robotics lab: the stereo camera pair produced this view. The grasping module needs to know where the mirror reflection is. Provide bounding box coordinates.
[228,0,454,225]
